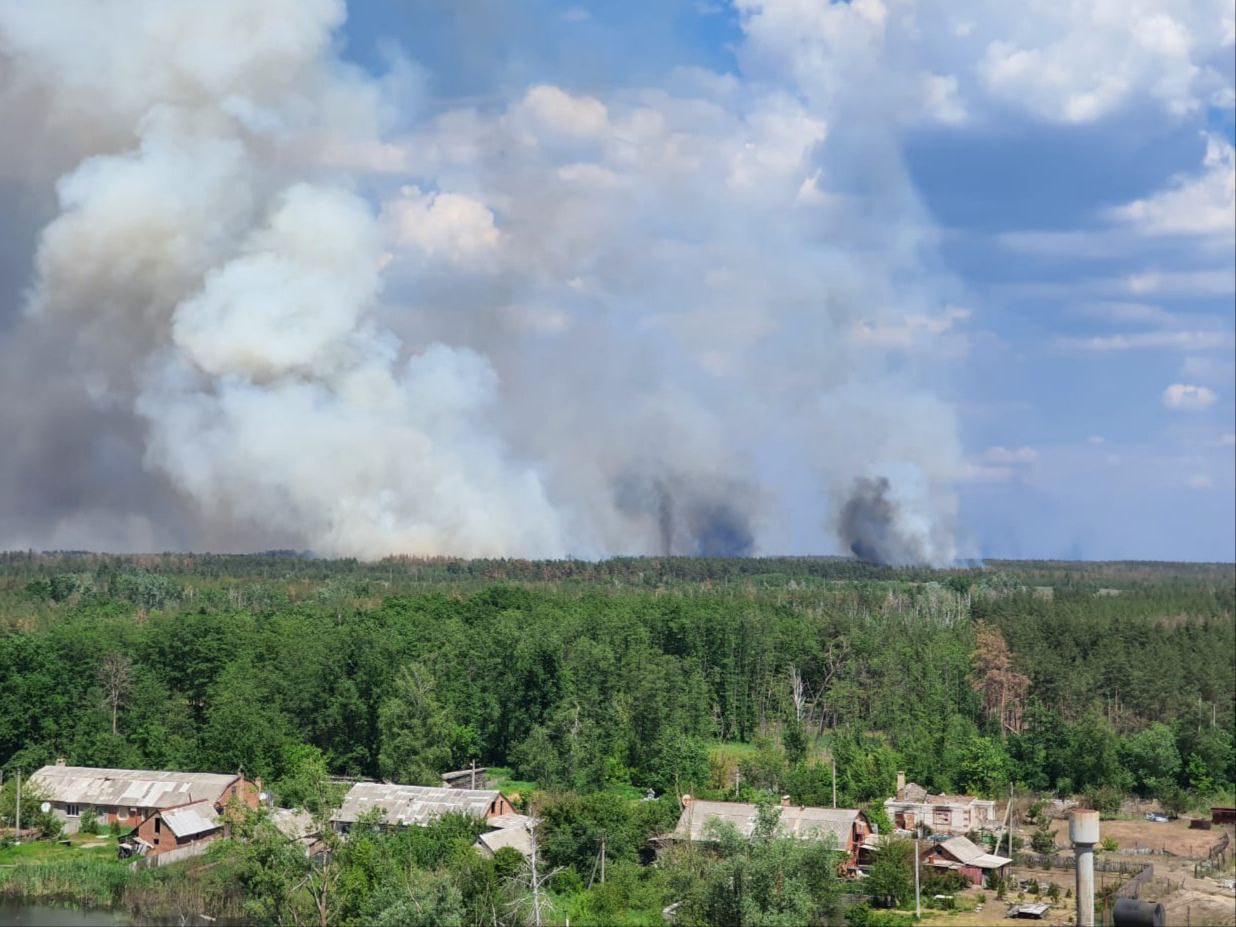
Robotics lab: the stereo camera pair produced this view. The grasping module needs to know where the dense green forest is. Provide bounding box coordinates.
[0,553,1233,924]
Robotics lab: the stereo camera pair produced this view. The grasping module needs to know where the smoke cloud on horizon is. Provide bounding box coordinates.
[0,0,970,565]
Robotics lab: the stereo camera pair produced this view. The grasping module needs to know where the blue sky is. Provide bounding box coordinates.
[334,0,1235,560]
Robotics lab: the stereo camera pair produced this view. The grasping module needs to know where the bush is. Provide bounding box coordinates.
[845,903,915,927]
[1083,786,1122,817]
[79,806,100,834]
[1100,836,1118,852]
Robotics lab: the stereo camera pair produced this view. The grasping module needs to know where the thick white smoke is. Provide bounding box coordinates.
[0,0,982,563]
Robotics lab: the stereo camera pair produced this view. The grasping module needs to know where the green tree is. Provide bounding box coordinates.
[1120,723,1181,796]
[378,662,453,786]
[866,839,915,909]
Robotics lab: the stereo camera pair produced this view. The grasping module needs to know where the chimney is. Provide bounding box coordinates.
[896,771,905,797]
[781,794,791,808]
[56,757,66,766]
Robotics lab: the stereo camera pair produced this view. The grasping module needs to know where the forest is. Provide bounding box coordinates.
[0,552,1233,924]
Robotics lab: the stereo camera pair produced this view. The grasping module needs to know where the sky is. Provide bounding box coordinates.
[0,0,1232,562]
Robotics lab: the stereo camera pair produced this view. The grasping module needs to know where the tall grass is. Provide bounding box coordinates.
[0,858,130,908]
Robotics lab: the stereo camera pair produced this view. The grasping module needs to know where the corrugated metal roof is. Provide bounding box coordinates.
[30,766,238,809]
[934,836,1010,869]
[671,801,862,845]
[272,808,317,841]
[160,801,220,839]
[476,825,533,858]
[332,782,499,826]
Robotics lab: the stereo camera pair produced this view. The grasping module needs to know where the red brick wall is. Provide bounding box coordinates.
[486,795,515,818]
[134,810,222,856]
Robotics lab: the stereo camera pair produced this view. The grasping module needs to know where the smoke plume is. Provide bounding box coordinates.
[0,0,968,565]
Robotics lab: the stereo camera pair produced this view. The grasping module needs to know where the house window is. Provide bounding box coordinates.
[66,804,81,817]
[117,807,128,820]
[155,818,161,834]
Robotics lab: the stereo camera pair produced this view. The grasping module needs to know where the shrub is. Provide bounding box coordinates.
[1101,836,1118,852]
[79,807,99,834]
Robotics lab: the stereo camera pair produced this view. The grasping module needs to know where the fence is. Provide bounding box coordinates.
[1194,831,1230,878]
[129,840,213,870]
[1014,852,1153,876]
[1114,862,1154,899]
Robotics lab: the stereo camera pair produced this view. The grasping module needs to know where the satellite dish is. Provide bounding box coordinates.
[40,802,51,813]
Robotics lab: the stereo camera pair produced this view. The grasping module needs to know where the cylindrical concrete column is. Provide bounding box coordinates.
[1070,809,1100,927]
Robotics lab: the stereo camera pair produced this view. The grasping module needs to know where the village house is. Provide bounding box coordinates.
[883,772,998,835]
[919,835,1012,886]
[665,795,876,875]
[331,782,515,833]
[133,800,223,856]
[331,781,534,859]
[29,761,259,836]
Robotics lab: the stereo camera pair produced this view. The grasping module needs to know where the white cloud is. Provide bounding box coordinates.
[959,444,1039,482]
[1187,473,1214,489]
[735,0,1235,126]
[851,306,970,349]
[514,85,608,138]
[383,185,502,263]
[1074,302,1176,326]
[1162,383,1218,409]
[1122,269,1235,297]
[1111,134,1235,239]
[1058,331,1234,352]
[1088,435,1105,445]
[979,445,1039,465]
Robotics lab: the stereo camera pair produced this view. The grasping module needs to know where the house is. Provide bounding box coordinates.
[666,795,876,875]
[920,835,1011,886]
[884,771,998,835]
[331,782,515,833]
[133,800,222,856]
[29,761,259,835]
[473,814,537,860]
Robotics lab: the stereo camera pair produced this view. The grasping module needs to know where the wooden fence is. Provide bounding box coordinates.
[129,840,213,870]
[1014,852,1152,876]
[1194,831,1230,878]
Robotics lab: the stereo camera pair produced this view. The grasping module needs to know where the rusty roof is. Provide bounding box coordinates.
[30,766,239,810]
[332,782,499,826]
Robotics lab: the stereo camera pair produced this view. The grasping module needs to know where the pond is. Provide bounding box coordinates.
[0,903,125,925]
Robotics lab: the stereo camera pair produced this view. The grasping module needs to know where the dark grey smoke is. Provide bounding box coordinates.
[614,472,755,557]
[839,475,917,565]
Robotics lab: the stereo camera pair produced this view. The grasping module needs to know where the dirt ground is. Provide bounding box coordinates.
[1048,816,1228,858]
[1047,817,1236,925]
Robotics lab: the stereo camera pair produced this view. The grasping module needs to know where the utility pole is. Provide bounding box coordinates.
[831,756,837,809]
[470,759,477,790]
[914,826,921,921]
[14,768,21,845]
[599,834,606,884]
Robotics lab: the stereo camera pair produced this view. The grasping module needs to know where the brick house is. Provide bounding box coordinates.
[883,771,998,835]
[134,800,223,856]
[29,761,259,835]
[920,835,1011,886]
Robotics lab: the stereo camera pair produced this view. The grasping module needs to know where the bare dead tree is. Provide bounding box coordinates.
[98,652,133,736]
